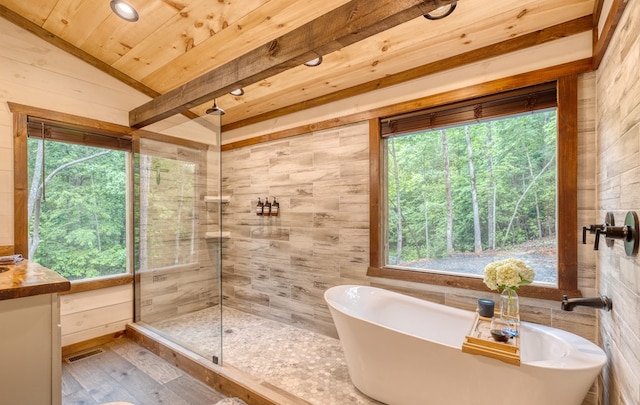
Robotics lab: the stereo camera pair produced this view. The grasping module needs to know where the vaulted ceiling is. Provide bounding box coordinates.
[0,0,595,131]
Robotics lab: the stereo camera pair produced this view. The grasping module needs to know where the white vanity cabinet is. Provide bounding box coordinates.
[0,293,62,405]
[0,261,69,405]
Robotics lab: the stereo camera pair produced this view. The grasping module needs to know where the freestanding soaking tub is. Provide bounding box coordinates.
[325,285,607,405]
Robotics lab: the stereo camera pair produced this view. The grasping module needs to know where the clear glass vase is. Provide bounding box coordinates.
[499,288,520,336]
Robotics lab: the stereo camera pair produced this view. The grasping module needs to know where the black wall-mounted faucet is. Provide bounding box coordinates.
[583,211,639,256]
[561,295,612,312]
[594,225,628,250]
[582,212,615,249]
[582,224,605,245]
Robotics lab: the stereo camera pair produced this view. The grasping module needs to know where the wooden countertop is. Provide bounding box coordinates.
[0,260,70,300]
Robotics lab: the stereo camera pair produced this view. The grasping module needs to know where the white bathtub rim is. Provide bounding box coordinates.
[519,321,607,370]
[325,285,474,350]
[325,284,607,371]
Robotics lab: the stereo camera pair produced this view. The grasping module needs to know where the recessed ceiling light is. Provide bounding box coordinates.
[110,0,139,22]
[424,2,457,20]
[304,56,323,67]
[230,88,244,96]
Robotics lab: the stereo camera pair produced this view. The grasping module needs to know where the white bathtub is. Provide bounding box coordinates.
[325,285,607,405]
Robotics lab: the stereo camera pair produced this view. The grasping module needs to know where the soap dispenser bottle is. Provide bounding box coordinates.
[255,197,264,216]
[263,197,271,216]
[271,197,279,216]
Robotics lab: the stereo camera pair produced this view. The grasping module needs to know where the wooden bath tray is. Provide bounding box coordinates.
[462,313,521,366]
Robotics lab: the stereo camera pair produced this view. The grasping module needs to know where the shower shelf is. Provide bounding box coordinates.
[205,231,231,239]
[204,195,231,203]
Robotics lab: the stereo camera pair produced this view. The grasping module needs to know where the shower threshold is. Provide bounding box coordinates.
[129,306,379,405]
[126,323,303,405]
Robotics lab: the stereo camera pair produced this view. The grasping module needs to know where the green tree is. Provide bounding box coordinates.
[28,140,127,280]
[387,110,557,273]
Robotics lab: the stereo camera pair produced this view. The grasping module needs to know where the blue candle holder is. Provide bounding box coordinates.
[478,298,495,318]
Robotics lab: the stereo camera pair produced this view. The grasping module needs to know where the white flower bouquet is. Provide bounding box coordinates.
[483,258,535,292]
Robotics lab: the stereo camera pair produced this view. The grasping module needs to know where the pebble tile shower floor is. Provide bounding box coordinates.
[149,306,383,405]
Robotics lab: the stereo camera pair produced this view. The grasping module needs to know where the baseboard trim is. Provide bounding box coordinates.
[61,330,126,357]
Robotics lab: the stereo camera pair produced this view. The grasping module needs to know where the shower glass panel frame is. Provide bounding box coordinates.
[132,117,223,365]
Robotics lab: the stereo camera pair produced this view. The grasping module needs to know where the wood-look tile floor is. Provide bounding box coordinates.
[62,337,228,405]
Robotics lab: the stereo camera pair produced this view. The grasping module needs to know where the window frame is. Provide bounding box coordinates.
[10,103,134,292]
[367,75,580,301]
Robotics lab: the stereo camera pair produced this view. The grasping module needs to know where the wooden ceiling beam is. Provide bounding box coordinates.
[592,0,629,69]
[128,0,457,128]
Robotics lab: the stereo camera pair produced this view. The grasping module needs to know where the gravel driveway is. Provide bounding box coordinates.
[400,251,557,284]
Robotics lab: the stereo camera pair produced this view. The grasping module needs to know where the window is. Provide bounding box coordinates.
[11,104,206,290]
[386,107,557,279]
[9,102,134,286]
[25,119,131,281]
[368,77,579,300]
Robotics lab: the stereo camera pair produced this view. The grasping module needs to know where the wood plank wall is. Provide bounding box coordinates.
[595,0,640,402]
[60,284,132,346]
[0,16,146,346]
[220,70,598,343]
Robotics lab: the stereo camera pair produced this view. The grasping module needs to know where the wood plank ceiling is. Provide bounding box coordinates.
[0,0,594,131]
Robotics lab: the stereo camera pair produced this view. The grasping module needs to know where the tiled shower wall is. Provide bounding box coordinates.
[221,71,599,349]
[221,124,371,336]
[596,0,640,402]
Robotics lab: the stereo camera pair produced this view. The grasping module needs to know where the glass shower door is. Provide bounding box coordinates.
[132,116,222,364]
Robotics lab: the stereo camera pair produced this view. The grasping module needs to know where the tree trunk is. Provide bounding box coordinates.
[91,174,104,274]
[189,169,196,261]
[485,123,496,250]
[389,138,403,264]
[424,188,429,256]
[504,156,556,242]
[139,155,151,270]
[175,165,185,265]
[441,129,454,254]
[399,211,422,258]
[30,192,42,260]
[28,140,44,221]
[465,126,482,253]
[91,175,103,253]
[28,150,111,258]
[523,140,543,237]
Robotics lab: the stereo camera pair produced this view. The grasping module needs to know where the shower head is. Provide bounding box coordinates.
[206,100,225,116]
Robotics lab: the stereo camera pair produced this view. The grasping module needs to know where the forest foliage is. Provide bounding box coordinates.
[386,110,557,276]
[133,153,198,271]
[28,140,127,281]
[27,138,199,281]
